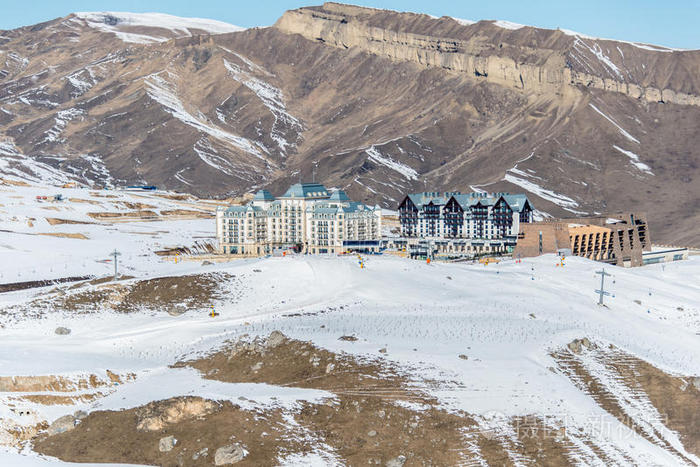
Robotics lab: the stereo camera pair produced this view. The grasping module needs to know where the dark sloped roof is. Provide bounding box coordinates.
[406,192,460,209]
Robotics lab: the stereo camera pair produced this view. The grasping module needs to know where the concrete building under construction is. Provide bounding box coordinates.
[513,212,651,267]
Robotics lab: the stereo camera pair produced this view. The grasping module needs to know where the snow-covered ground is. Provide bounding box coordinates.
[1,184,699,465]
[0,184,217,283]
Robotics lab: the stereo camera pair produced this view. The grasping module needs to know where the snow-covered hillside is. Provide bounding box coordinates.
[0,183,698,465]
[74,12,243,44]
[0,184,219,284]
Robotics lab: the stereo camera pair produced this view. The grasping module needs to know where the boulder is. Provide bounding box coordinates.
[159,435,177,452]
[167,306,186,317]
[567,340,582,354]
[136,397,217,431]
[386,455,406,467]
[229,337,266,359]
[266,331,287,348]
[692,377,700,390]
[54,327,71,335]
[47,415,76,436]
[192,447,208,460]
[214,443,246,465]
[568,337,596,354]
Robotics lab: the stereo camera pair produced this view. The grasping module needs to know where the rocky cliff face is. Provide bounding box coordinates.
[1,4,699,245]
[276,3,700,106]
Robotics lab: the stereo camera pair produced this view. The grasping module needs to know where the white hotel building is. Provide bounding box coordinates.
[216,183,382,256]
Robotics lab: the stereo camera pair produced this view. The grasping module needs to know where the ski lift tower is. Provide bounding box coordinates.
[595,268,611,306]
[110,249,122,281]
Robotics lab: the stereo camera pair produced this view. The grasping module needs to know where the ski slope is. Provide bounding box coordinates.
[0,184,699,465]
[0,184,218,284]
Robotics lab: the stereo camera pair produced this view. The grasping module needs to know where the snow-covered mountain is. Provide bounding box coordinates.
[1,2,699,246]
[74,11,244,44]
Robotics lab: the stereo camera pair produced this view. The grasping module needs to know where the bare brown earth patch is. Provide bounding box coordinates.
[67,198,100,205]
[0,371,133,394]
[120,201,156,210]
[45,218,95,225]
[34,398,307,466]
[509,416,583,466]
[37,232,88,239]
[0,374,107,393]
[154,241,216,257]
[157,193,194,201]
[87,210,158,220]
[1,273,234,320]
[115,274,228,313]
[177,333,520,465]
[27,333,691,465]
[1,421,47,448]
[20,393,105,405]
[33,334,499,466]
[0,276,91,294]
[159,209,213,218]
[607,351,700,456]
[58,273,230,313]
[86,275,135,286]
[0,178,30,187]
[554,341,700,461]
[0,372,135,446]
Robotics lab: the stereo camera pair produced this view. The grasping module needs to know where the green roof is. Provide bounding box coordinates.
[253,189,275,201]
[329,190,351,202]
[406,191,532,212]
[501,194,531,212]
[406,192,461,209]
[281,183,330,199]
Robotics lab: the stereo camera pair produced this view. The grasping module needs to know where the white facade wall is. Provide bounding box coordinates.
[409,205,525,240]
[217,189,381,255]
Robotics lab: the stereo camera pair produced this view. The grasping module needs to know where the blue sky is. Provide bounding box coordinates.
[0,0,698,49]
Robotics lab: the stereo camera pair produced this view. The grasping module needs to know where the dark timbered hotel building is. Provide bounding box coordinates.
[397,192,533,256]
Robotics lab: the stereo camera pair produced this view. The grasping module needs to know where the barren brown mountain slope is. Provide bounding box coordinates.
[1,3,699,244]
